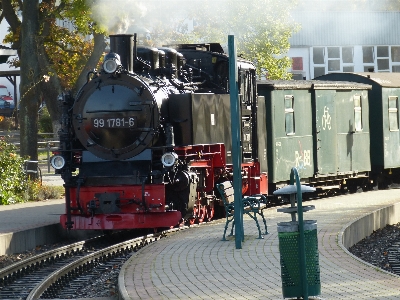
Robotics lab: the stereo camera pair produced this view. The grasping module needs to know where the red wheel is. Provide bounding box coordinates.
[205,203,215,221]
[197,206,206,223]
[193,206,198,217]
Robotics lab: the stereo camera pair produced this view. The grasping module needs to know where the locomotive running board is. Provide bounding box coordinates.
[60,211,182,230]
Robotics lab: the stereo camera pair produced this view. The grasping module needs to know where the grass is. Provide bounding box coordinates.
[38,149,51,161]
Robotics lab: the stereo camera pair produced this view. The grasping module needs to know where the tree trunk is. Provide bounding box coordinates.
[36,41,63,136]
[19,1,40,160]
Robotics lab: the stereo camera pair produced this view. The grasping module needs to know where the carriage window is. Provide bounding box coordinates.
[389,96,399,131]
[354,95,362,132]
[285,95,295,135]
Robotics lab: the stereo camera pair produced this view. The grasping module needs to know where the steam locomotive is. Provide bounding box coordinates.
[52,34,268,230]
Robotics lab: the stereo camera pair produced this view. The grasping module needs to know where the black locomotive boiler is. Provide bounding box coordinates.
[52,34,268,230]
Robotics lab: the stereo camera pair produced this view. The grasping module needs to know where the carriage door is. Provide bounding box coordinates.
[314,90,337,175]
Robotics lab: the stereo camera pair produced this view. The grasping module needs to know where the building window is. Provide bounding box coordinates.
[354,95,362,132]
[391,46,400,72]
[314,67,325,78]
[313,47,325,64]
[343,66,354,72]
[363,46,374,63]
[342,47,354,63]
[362,46,400,72]
[328,47,340,72]
[377,46,390,71]
[391,47,400,62]
[328,60,340,71]
[312,46,354,78]
[377,46,389,57]
[292,57,303,71]
[389,96,399,131]
[285,95,295,135]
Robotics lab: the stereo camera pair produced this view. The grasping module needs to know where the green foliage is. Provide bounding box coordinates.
[26,181,62,201]
[130,0,299,79]
[0,137,28,204]
[0,117,16,131]
[3,0,106,90]
[0,137,62,204]
[38,106,53,133]
[186,0,299,79]
[36,184,63,201]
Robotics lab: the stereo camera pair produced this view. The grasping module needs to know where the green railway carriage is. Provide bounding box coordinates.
[257,80,314,191]
[311,81,371,191]
[316,73,400,186]
[257,80,371,192]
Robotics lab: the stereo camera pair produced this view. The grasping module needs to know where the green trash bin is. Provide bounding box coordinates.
[277,220,321,298]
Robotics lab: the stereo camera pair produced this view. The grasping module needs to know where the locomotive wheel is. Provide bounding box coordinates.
[348,184,358,193]
[196,205,206,224]
[205,204,215,221]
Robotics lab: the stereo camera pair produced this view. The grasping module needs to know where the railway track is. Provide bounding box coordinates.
[388,241,400,276]
[0,229,179,299]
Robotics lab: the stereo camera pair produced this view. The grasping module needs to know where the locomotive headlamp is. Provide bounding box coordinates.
[50,155,65,170]
[103,52,121,74]
[161,152,178,167]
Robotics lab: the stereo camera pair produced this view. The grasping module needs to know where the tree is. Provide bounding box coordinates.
[99,0,299,79]
[19,0,41,160]
[183,0,299,79]
[0,0,299,158]
[1,0,106,159]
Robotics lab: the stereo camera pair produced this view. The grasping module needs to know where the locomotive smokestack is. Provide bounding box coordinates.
[110,34,134,72]
[133,33,138,64]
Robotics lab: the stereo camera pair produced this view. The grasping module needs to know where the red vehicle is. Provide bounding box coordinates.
[0,85,14,108]
[0,85,14,117]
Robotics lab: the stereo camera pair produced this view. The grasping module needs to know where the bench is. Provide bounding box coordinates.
[216,181,269,241]
[24,160,42,183]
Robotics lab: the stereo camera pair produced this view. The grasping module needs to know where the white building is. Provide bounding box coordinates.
[287,11,400,79]
[0,20,18,99]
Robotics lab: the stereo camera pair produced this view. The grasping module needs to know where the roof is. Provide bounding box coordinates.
[257,79,371,90]
[0,45,17,64]
[0,70,20,77]
[312,80,372,90]
[257,80,313,90]
[316,72,400,88]
[290,11,400,46]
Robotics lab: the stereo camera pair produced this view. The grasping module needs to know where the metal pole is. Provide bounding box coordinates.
[228,35,243,249]
[290,167,309,300]
[47,143,50,173]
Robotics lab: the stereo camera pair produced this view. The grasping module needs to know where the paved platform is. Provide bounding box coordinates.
[0,199,64,235]
[0,174,91,255]
[0,198,65,255]
[119,189,400,300]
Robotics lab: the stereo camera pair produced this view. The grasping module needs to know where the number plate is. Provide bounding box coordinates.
[92,117,136,128]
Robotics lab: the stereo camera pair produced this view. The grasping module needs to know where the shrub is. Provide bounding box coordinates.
[0,137,29,204]
[36,184,63,201]
[38,106,53,134]
[0,138,63,204]
[0,116,16,130]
